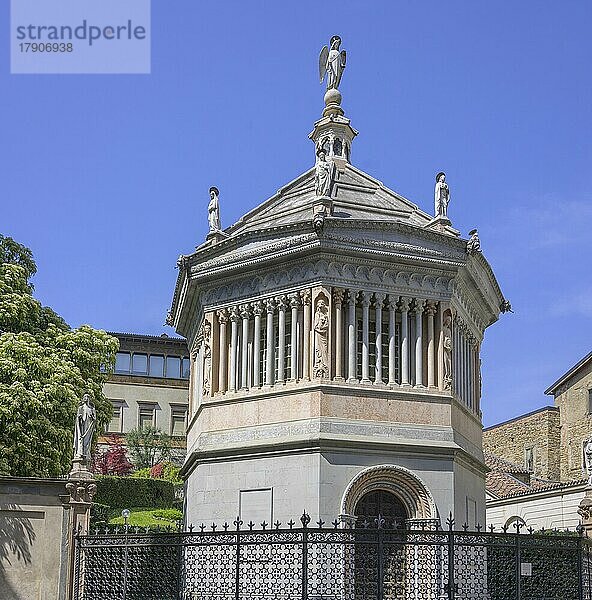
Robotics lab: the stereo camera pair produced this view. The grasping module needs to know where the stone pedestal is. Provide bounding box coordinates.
[578,490,592,535]
[64,463,96,600]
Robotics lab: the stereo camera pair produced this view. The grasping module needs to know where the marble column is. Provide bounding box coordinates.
[265,298,275,386]
[230,306,240,392]
[347,289,358,382]
[399,297,410,386]
[388,296,397,385]
[289,293,300,381]
[240,304,251,390]
[361,291,371,383]
[276,296,287,384]
[333,288,345,380]
[414,299,425,387]
[426,301,437,389]
[301,290,311,381]
[252,301,263,387]
[217,308,228,393]
[374,293,386,384]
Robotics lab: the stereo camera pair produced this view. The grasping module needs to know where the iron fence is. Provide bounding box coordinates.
[74,513,592,600]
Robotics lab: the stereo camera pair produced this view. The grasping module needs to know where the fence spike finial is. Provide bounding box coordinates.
[446,512,454,531]
[300,511,311,528]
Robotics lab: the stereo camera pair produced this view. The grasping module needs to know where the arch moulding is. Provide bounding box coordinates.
[340,464,438,522]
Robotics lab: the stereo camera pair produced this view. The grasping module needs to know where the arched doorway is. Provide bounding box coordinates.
[354,489,408,528]
[343,467,438,599]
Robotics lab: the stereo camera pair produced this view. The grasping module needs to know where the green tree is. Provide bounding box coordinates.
[0,236,118,477]
[126,426,172,469]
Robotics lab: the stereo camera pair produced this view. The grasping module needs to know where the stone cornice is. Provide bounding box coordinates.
[169,217,472,327]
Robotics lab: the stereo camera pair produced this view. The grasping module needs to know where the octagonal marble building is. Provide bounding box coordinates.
[170,67,505,530]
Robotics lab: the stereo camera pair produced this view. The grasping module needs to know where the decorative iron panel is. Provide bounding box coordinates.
[74,515,592,600]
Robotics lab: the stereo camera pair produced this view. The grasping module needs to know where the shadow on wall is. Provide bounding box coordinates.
[0,505,36,600]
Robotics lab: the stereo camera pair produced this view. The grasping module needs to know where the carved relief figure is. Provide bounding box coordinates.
[442,315,453,390]
[73,393,96,461]
[584,439,592,487]
[434,172,450,218]
[315,149,333,198]
[313,298,329,378]
[202,321,212,397]
[208,187,221,233]
[319,35,346,90]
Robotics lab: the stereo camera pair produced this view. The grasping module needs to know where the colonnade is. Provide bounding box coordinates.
[192,287,480,415]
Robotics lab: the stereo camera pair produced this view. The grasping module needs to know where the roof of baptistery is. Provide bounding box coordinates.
[224,164,455,238]
[168,36,506,339]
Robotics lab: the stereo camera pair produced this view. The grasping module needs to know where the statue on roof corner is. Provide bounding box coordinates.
[208,187,221,233]
[319,36,346,91]
[434,172,450,218]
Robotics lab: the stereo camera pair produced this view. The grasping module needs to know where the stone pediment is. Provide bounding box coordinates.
[225,162,450,238]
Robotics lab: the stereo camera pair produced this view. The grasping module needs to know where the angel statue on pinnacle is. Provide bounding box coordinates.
[319,35,346,91]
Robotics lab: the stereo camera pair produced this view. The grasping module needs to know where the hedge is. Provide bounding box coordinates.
[95,475,175,509]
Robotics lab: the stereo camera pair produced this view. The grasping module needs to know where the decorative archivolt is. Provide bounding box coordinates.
[341,464,437,521]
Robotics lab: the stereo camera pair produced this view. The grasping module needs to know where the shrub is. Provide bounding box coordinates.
[92,436,133,475]
[148,461,182,484]
[95,475,174,509]
[90,502,111,526]
[152,508,183,521]
[131,467,151,479]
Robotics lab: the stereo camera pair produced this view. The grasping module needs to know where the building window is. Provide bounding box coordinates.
[166,356,181,378]
[181,357,191,380]
[588,389,592,414]
[138,404,156,429]
[108,405,123,433]
[171,406,188,436]
[115,352,131,374]
[149,355,165,378]
[132,353,148,375]
[525,446,534,472]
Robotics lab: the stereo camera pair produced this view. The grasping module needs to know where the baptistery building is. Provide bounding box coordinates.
[169,37,506,529]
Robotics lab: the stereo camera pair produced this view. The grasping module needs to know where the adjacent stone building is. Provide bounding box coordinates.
[483,350,592,483]
[169,42,506,530]
[547,351,592,481]
[100,332,190,462]
[483,406,561,481]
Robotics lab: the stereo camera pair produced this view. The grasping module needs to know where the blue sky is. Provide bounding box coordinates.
[2,1,591,427]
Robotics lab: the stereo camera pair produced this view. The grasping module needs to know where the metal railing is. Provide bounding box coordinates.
[74,512,592,600]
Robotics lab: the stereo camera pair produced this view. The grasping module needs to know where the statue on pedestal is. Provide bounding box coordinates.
[73,393,96,462]
[434,172,450,218]
[319,36,346,91]
[208,187,221,234]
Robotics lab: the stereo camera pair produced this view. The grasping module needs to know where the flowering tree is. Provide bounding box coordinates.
[0,235,118,477]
